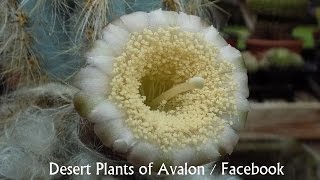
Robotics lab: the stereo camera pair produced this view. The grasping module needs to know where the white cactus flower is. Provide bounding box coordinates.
[73,9,249,169]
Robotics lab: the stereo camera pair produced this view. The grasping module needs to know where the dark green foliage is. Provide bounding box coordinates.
[247,0,308,19]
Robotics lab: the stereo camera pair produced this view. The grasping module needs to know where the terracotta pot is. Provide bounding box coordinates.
[246,38,303,59]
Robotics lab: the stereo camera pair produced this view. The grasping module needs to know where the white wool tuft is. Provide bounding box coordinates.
[0,146,49,179]
[5,109,56,156]
[0,107,72,179]
[0,83,131,179]
[0,84,95,179]
[68,153,103,180]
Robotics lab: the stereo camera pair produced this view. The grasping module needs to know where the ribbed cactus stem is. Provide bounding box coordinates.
[0,0,43,89]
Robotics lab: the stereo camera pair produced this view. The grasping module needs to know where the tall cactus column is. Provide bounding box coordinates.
[0,0,44,90]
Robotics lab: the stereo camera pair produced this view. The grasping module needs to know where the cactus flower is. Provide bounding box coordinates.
[73,9,249,169]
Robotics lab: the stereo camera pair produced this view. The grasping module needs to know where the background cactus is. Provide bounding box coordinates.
[0,0,229,92]
[247,0,308,19]
[246,0,308,39]
[260,48,304,68]
[0,1,243,179]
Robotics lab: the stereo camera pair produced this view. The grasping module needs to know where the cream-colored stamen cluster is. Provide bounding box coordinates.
[109,27,237,151]
[73,9,249,168]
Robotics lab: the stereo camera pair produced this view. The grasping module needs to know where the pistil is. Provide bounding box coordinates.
[150,76,205,108]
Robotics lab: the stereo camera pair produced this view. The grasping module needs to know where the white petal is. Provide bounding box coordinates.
[202,25,227,48]
[195,141,220,165]
[213,35,228,48]
[233,72,249,98]
[219,45,246,72]
[94,120,129,147]
[162,11,179,26]
[87,40,115,57]
[113,139,128,153]
[217,126,239,154]
[202,25,219,38]
[220,44,241,60]
[111,18,127,29]
[172,147,195,165]
[189,15,204,30]
[86,55,115,75]
[120,12,149,32]
[102,24,130,54]
[88,100,125,124]
[128,142,161,166]
[148,9,169,28]
[230,111,247,131]
[113,133,137,154]
[103,24,130,41]
[73,92,104,118]
[177,12,202,32]
[73,66,110,95]
[236,96,250,112]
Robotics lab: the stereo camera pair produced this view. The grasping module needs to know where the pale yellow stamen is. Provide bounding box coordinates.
[109,27,237,151]
[150,76,205,108]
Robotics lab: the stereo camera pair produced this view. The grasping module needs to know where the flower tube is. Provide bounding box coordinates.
[73,9,249,169]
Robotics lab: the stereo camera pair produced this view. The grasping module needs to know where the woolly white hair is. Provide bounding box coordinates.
[0,83,114,179]
[0,82,240,180]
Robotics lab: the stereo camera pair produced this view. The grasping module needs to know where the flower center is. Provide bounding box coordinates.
[149,76,205,109]
[109,27,237,151]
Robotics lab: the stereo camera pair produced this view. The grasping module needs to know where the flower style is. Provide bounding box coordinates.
[73,9,249,169]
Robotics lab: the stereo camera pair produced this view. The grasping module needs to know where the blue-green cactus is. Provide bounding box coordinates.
[0,0,228,86]
[261,48,304,68]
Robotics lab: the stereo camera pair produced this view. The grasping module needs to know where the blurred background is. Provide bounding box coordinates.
[218,0,320,179]
[0,0,319,179]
